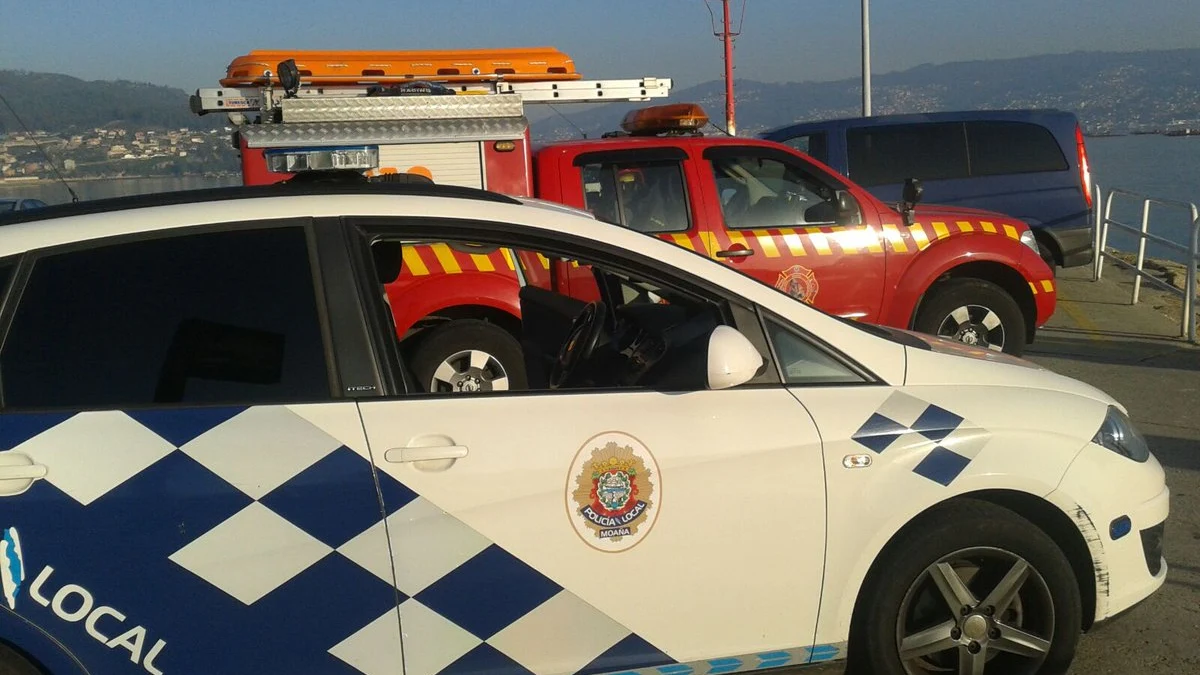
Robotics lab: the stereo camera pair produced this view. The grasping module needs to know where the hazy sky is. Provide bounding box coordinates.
[2,0,1198,92]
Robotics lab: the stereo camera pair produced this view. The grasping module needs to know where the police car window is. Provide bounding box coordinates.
[710,155,840,229]
[368,236,731,395]
[765,318,867,385]
[846,123,970,186]
[579,161,690,234]
[1,226,330,409]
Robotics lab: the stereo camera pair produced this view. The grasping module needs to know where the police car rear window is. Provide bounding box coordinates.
[0,226,330,410]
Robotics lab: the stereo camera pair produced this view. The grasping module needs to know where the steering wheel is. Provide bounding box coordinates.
[549,301,608,389]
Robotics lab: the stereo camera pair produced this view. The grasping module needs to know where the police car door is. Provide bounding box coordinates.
[0,223,402,675]
[351,225,829,675]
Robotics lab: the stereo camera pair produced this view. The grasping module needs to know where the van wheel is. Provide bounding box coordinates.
[913,278,1026,356]
[0,644,40,675]
[847,499,1081,675]
[410,319,527,394]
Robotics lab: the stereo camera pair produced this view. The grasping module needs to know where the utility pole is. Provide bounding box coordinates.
[861,0,872,116]
[709,0,742,135]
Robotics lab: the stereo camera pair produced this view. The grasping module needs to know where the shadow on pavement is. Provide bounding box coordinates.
[1145,435,1200,472]
[1027,334,1200,372]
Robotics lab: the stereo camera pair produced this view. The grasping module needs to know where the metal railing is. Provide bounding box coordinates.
[1091,185,1200,342]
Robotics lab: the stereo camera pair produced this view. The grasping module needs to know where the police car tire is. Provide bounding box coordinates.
[410,319,527,393]
[913,278,1027,356]
[847,499,1081,675]
[0,644,39,675]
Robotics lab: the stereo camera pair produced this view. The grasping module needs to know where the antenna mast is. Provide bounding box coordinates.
[708,0,744,136]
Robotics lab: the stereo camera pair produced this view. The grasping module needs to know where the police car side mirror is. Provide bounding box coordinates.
[706,326,765,390]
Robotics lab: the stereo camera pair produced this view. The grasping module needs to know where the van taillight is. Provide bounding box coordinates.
[1076,124,1093,208]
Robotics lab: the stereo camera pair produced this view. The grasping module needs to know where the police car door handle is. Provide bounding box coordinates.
[0,465,48,480]
[716,248,754,258]
[0,452,48,496]
[384,445,470,463]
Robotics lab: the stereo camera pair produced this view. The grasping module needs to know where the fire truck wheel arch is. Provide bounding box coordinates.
[386,273,522,338]
[885,248,1041,345]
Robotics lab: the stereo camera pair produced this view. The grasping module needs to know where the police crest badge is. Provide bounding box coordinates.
[567,432,659,552]
[774,264,819,303]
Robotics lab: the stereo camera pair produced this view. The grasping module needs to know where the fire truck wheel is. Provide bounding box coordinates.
[913,278,1027,356]
[0,644,40,675]
[410,319,527,394]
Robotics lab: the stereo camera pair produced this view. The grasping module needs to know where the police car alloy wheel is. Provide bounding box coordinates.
[410,319,527,393]
[913,278,1026,356]
[849,499,1081,675]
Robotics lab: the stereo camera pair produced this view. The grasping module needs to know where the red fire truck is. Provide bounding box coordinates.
[191,47,1057,393]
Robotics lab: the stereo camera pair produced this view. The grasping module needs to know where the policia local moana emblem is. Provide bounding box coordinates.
[567,432,660,552]
[775,264,819,303]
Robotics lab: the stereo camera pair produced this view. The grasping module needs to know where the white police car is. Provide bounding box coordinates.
[0,182,1168,675]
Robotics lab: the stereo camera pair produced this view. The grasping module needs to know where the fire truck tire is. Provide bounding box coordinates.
[0,644,40,675]
[410,319,528,394]
[912,278,1027,356]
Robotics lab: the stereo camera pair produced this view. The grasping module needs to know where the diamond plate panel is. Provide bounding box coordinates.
[240,118,529,147]
[281,94,526,123]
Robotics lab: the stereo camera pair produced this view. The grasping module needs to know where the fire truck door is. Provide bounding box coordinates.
[700,146,888,323]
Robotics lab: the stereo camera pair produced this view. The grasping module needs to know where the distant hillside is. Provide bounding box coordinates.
[532,48,1200,139]
[3,48,1197,138]
[0,70,220,134]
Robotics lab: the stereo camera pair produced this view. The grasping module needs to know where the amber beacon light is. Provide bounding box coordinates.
[620,104,711,135]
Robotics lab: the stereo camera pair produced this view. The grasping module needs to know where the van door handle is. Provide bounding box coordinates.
[716,248,754,258]
[384,445,469,463]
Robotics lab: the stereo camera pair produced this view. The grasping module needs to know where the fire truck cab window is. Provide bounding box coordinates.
[710,155,842,229]
[580,161,690,234]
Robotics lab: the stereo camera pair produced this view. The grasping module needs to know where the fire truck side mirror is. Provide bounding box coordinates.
[902,177,924,206]
[900,178,924,225]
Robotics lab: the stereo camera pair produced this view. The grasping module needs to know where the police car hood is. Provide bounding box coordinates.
[898,331,1119,406]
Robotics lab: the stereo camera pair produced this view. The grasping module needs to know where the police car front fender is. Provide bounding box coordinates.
[798,386,1099,647]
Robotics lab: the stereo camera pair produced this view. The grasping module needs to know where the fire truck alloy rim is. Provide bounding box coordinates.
[936,304,1007,352]
[896,546,1054,675]
[430,349,510,393]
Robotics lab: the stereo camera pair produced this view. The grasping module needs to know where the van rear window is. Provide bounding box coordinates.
[846,122,969,187]
[966,121,1069,176]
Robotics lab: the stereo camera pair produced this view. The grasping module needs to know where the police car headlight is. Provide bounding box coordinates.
[1019,230,1040,255]
[1092,406,1150,462]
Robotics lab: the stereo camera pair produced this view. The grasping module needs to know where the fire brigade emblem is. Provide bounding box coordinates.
[775,264,820,303]
[567,432,659,552]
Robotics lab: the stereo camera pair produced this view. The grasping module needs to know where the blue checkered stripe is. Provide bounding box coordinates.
[640,643,844,675]
[850,391,990,486]
[1,405,404,674]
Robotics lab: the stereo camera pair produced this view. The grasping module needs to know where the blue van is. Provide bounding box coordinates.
[760,109,1095,269]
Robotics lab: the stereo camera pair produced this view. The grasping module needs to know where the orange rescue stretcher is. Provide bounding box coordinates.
[220,46,581,87]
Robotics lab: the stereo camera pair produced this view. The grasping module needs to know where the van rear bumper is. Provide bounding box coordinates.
[1049,225,1094,267]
